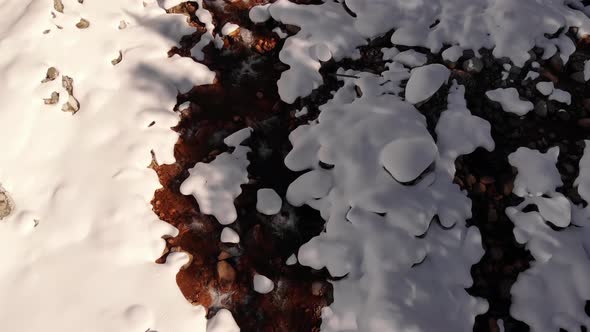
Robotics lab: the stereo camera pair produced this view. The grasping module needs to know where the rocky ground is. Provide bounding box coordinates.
[150,1,590,331]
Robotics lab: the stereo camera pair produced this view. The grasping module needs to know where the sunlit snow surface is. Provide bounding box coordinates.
[0,1,214,331]
[507,144,590,332]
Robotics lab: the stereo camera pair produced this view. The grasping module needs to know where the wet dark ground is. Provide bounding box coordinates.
[151,1,590,331]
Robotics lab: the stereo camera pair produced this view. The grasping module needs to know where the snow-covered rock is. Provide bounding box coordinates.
[256,188,282,215]
[485,88,534,115]
[405,64,450,104]
[220,227,240,244]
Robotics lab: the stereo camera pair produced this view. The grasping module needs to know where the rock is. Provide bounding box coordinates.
[557,110,570,121]
[571,71,586,83]
[0,189,13,220]
[311,281,328,296]
[577,118,590,128]
[466,174,477,187]
[43,91,59,105]
[53,0,64,13]
[487,208,498,222]
[502,180,514,196]
[480,176,495,185]
[549,53,563,72]
[217,261,236,285]
[75,18,90,29]
[218,251,232,260]
[582,99,590,112]
[534,100,548,117]
[463,57,484,73]
[42,67,59,83]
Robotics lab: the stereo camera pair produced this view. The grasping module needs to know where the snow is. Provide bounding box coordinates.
[158,0,185,9]
[585,60,590,81]
[273,27,288,39]
[266,0,365,103]
[221,22,239,36]
[286,62,489,330]
[485,88,534,115]
[190,0,217,61]
[220,227,240,244]
[380,137,438,183]
[180,129,251,225]
[442,46,463,62]
[548,88,572,105]
[253,273,274,294]
[207,309,240,332]
[405,64,450,104]
[294,107,308,118]
[0,1,215,331]
[507,144,590,331]
[523,71,539,81]
[536,81,554,96]
[249,4,271,23]
[256,188,282,215]
[286,254,298,265]
[393,49,427,67]
[508,147,562,197]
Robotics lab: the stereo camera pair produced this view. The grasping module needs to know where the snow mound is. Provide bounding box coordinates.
[253,273,274,294]
[256,188,282,215]
[221,227,240,244]
[485,88,534,115]
[287,65,490,330]
[508,147,562,197]
[405,64,450,104]
[507,144,590,332]
[0,1,215,331]
[393,49,427,67]
[180,129,251,225]
[207,309,240,332]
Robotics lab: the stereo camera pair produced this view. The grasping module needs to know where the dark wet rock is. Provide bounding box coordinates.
[463,57,484,73]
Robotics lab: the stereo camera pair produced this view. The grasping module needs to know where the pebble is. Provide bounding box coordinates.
[480,176,495,185]
[463,57,484,73]
[0,190,13,220]
[217,261,236,285]
[466,174,477,187]
[577,118,590,128]
[534,100,548,117]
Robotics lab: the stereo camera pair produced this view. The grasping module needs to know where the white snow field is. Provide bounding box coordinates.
[0,0,218,331]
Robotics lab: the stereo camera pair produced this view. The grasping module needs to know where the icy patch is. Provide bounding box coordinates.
[0,1,215,331]
[207,309,240,332]
[220,227,240,244]
[288,72,489,330]
[180,129,251,225]
[507,144,590,332]
[253,273,274,294]
[485,88,534,115]
[256,188,282,215]
[393,50,427,68]
[405,64,450,104]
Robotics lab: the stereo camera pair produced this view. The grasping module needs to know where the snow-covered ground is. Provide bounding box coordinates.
[2,0,590,331]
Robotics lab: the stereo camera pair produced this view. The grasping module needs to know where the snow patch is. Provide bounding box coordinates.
[256,188,282,215]
[253,273,274,294]
[405,64,450,104]
[220,227,240,244]
[207,309,240,332]
[485,88,534,115]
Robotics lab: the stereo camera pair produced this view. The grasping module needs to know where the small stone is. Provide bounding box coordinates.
[549,53,563,72]
[502,180,514,196]
[0,189,13,220]
[217,261,236,285]
[475,183,486,193]
[462,57,484,73]
[42,67,59,83]
[480,176,495,185]
[53,0,64,13]
[557,110,570,121]
[577,118,590,128]
[466,174,477,187]
[487,208,498,222]
[43,91,59,105]
[76,18,90,29]
[534,100,548,117]
[111,51,123,66]
[563,162,576,174]
[571,72,586,84]
[218,251,232,260]
[311,281,328,296]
